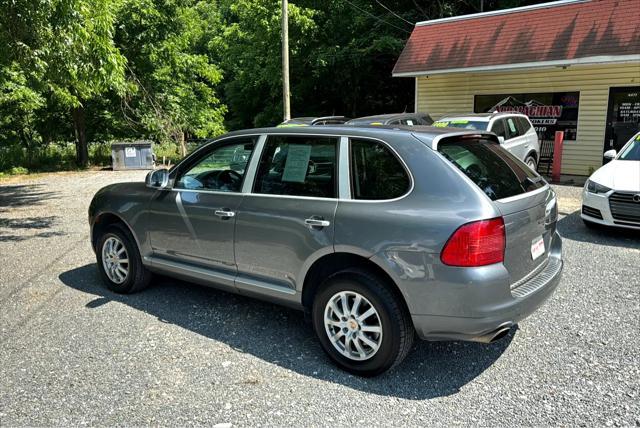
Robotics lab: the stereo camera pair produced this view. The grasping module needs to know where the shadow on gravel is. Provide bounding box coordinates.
[557,211,640,249]
[0,216,67,242]
[0,184,65,241]
[0,184,60,213]
[60,264,513,400]
[0,215,66,242]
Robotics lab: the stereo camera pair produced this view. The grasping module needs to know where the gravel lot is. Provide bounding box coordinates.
[1,170,639,426]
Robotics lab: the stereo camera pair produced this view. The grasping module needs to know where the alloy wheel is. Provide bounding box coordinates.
[101,236,129,284]
[323,291,383,361]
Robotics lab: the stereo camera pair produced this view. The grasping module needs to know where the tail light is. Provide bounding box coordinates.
[441,217,505,267]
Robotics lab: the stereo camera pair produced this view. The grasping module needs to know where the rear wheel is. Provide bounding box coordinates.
[96,224,152,293]
[525,155,537,171]
[312,269,414,376]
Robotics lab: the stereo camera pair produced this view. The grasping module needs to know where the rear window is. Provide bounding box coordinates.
[438,139,545,200]
[433,120,488,130]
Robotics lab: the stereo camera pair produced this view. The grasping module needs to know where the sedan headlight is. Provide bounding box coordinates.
[586,179,611,194]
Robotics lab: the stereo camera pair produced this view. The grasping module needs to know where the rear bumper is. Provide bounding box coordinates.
[411,231,563,342]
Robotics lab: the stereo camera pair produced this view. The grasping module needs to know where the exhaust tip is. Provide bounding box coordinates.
[489,327,511,343]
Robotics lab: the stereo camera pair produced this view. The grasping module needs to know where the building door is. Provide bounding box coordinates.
[604,87,640,159]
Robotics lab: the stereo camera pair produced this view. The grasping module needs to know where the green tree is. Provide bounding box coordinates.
[116,0,227,155]
[0,64,46,166]
[0,0,126,167]
[46,0,126,166]
[219,0,316,128]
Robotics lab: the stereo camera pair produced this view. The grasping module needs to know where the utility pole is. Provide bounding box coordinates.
[281,0,291,121]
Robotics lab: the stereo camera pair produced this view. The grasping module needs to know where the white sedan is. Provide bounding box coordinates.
[581,132,640,230]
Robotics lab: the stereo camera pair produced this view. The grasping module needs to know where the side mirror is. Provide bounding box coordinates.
[497,136,505,144]
[146,168,170,189]
[603,149,617,160]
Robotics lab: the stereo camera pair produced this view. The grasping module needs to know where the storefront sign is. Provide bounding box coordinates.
[474,92,580,141]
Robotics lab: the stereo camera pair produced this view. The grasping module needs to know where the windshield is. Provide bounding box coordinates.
[618,135,640,161]
[433,119,488,130]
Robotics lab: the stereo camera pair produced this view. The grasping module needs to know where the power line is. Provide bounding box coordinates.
[342,0,412,34]
[374,0,414,26]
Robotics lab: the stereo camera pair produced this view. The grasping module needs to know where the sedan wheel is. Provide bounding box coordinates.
[324,291,383,361]
[101,236,129,284]
[525,156,537,171]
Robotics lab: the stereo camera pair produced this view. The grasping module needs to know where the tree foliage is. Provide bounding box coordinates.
[0,0,544,171]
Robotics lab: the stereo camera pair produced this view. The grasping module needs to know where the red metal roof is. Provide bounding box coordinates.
[393,0,640,76]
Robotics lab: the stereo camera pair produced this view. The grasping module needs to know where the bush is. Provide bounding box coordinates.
[8,166,29,175]
[0,141,117,174]
[154,142,183,165]
[0,139,191,174]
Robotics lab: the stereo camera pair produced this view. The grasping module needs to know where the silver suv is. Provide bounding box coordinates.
[434,113,540,170]
[89,126,562,376]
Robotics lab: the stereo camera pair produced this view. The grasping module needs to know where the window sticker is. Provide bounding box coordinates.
[282,144,312,182]
[450,120,469,124]
[433,121,449,127]
[125,147,136,158]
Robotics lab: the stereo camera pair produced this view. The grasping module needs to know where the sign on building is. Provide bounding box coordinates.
[474,92,580,142]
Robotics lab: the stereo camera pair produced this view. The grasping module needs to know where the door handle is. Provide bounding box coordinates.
[214,209,235,218]
[305,217,330,228]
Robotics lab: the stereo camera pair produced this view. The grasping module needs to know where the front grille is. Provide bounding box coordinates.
[581,205,603,220]
[511,257,562,299]
[609,192,640,224]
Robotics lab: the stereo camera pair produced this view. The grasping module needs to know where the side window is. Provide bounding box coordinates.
[419,114,433,125]
[491,119,507,139]
[175,137,256,192]
[517,117,532,134]
[253,135,338,198]
[505,117,519,139]
[350,138,410,200]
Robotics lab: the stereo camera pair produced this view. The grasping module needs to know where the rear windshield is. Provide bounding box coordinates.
[433,120,488,130]
[438,139,545,200]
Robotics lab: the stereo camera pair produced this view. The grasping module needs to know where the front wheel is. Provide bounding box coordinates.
[312,269,414,376]
[96,224,152,293]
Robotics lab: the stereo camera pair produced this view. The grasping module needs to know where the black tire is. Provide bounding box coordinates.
[524,154,537,171]
[96,223,152,294]
[312,268,414,376]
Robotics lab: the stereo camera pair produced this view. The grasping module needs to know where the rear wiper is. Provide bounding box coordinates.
[522,176,543,188]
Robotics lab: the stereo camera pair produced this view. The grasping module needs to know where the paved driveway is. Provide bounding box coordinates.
[0,171,638,426]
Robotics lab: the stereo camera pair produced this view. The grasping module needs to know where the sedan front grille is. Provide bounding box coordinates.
[609,192,640,225]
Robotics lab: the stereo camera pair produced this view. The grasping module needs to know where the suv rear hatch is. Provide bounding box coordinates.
[436,136,558,284]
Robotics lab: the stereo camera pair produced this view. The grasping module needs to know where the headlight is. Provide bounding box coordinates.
[586,179,611,194]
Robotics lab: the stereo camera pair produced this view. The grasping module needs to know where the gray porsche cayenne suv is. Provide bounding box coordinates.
[89,126,563,376]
